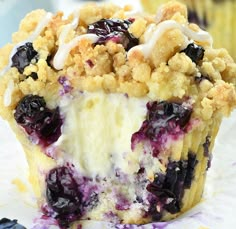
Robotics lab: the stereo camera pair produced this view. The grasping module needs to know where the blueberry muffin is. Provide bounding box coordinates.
[0,1,236,228]
[141,0,236,60]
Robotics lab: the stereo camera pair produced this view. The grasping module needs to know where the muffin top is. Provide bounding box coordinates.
[0,1,236,121]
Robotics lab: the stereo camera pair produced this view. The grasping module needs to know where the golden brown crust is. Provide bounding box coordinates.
[0,1,235,122]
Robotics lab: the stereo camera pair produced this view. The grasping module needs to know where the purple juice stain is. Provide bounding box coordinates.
[115,224,143,229]
[115,193,130,211]
[86,59,94,68]
[131,101,192,157]
[58,76,73,95]
[87,18,139,51]
[115,168,129,184]
[113,221,170,229]
[14,95,62,148]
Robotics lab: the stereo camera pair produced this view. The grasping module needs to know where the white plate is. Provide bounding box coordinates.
[1,0,236,228]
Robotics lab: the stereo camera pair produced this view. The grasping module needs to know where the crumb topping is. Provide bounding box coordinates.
[0,1,236,121]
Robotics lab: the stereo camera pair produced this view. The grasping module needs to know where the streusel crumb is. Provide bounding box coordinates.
[0,1,236,122]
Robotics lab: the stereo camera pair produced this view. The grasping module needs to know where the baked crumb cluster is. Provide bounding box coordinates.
[0,1,236,121]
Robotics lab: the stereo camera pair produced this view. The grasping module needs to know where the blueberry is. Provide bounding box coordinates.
[131,101,192,155]
[184,153,198,188]
[44,167,99,227]
[146,161,184,214]
[87,18,139,51]
[0,218,26,229]
[11,42,38,74]
[14,95,46,123]
[147,101,192,128]
[14,95,62,147]
[58,76,73,94]
[148,201,162,221]
[181,43,205,64]
[26,72,38,80]
[46,166,82,226]
[146,153,198,216]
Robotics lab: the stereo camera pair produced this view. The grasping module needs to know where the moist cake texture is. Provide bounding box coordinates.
[0,1,236,228]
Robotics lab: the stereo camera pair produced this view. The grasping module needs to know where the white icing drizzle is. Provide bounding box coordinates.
[28,12,53,41]
[53,10,100,70]
[59,10,80,45]
[155,4,166,24]
[144,23,156,42]
[3,79,14,107]
[53,34,99,70]
[1,12,53,107]
[124,10,141,18]
[0,12,53,77]
[127,20,213,59]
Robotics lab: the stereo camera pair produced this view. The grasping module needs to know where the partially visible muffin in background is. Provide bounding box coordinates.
[141,0,236,60]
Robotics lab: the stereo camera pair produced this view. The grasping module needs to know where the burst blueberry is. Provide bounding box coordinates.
[181,43,205,64]
[14,95,62,147]
[184,153,198,188]
[87,18,139,51]
[131,101,192,156]
[11,42,38,73]
[147,101,192,128]
[146,153,198,218]
[46,166,82,226]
